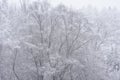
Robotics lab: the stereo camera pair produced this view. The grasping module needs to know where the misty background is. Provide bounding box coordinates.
[7,0,120,10]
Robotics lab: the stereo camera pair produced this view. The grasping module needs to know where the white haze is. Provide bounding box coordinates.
[8,0,120,10]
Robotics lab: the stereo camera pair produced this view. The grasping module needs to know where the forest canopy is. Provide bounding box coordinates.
[0,0,120,80]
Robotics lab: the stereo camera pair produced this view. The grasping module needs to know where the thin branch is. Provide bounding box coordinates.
[72,38,92,52]
[68,23,81,54]
[12,48,20,80]
[29,48,40,80]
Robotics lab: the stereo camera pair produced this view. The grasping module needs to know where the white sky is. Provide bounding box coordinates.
[50,0,120,9]
[8,0,120,9]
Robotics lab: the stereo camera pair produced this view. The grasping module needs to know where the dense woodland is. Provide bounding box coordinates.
[0,0,120,80]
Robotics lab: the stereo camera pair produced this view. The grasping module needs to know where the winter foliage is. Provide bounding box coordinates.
[0,0,120,80]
